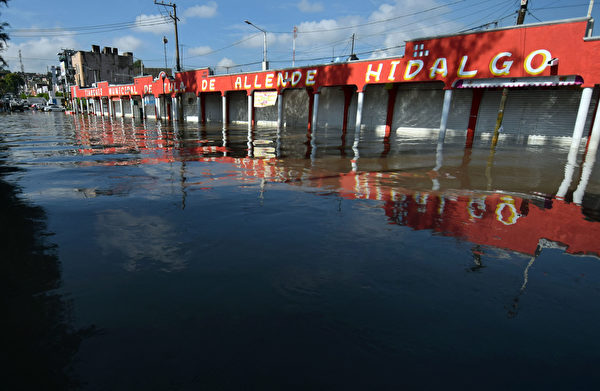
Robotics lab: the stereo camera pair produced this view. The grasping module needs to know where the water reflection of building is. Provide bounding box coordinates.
[69,118,600,258]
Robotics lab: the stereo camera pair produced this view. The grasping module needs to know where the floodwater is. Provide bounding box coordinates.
[3,111,600,390]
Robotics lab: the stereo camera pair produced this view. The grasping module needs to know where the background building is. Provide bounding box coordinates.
[71,45,134,87]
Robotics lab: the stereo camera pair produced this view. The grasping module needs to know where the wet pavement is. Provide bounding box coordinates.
[2,111,600,390]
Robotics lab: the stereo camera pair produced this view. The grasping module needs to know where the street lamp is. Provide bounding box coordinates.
[244,20,268,71]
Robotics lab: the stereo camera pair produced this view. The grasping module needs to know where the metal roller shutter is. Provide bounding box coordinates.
[475,88,599,138]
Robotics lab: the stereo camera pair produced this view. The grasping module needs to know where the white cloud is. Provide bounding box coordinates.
[184,2,218,18]
[4,35,78,73]
[112,36,143,53]
[297,0,323,13]
[188,46,212,56]
[217,57,236,70]
[135,13,171,34]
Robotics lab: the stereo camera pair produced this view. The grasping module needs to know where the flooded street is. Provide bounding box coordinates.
[3,111,600,389]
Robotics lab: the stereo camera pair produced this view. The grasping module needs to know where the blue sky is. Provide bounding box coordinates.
[1,0,597,74]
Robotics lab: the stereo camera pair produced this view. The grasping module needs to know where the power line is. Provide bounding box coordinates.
[9,16,171,38]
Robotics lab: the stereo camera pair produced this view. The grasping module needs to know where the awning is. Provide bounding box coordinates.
[454,75,583,88]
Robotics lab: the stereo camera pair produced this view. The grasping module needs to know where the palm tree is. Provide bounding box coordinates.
[0,1,10,68]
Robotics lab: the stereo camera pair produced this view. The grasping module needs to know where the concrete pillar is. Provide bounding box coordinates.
[141,97,146,119]
[247,94,253,130]
[557,87,594,198]
[311,92,320,132]
[156,96,161,120]
[438,89,453,143]
[355,91,364,134]
[119,99,124,118]
[172,97,178,122]
[99,98,104,117]
[108,99,113,117]
[222,94,227,125]
[277,93,283,129]
[130,98,135,119]
[80,99,84,114]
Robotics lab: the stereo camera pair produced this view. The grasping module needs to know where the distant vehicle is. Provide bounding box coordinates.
[43,104,65,112]
[9,99,25,112]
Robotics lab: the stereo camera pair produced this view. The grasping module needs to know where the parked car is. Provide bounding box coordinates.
[43,104,65,112]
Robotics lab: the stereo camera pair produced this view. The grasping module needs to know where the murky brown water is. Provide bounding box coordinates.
[3,111,600,390]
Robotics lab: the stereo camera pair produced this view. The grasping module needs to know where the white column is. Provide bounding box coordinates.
[119,99,124,118]
[277,93,283,129]
[108,99,113,117]
[355,91,364,134]
[80,99,84,114]
[99,98,104,116]
[172,97,178,122]
[574,96,600,204]
[438,89,453,143]
[557,87,594,198]
[141,97,146,119]
[156,96,161,120]
[130,98,135,119]
[312,92,320,131]
[248,94,253,129]
[222,94,227,125]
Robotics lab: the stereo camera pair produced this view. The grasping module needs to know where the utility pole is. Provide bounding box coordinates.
[516,0,528,26]
[491,0,527,148]
[349,33,358,61]
[154,1,181,72]
[293,26,297,67]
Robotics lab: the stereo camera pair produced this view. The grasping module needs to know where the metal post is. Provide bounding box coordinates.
[438,89,453,143]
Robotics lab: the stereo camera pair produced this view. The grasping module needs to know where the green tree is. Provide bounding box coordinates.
[0,1,9,68]
[1,72,23,94]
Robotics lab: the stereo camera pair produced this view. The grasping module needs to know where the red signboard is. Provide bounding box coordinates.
[71,18,600,100]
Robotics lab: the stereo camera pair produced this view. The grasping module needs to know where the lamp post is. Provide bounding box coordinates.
[163,36,169,71]
[244,20,268,71]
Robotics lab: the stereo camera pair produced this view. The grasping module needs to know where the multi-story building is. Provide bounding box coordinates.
[71,45,134,87]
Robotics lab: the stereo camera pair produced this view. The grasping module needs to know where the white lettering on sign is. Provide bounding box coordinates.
[429,58,448,79]
[404,60,424,80]
[490,52,513,76]
[291,71,302,86]
[306,70,317,86]
[457,56,477,78]
[524,49,551,75]
[277,72,288,88]
[265,73,274,88]
[365,63,383,82]
[388,61,401,81]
